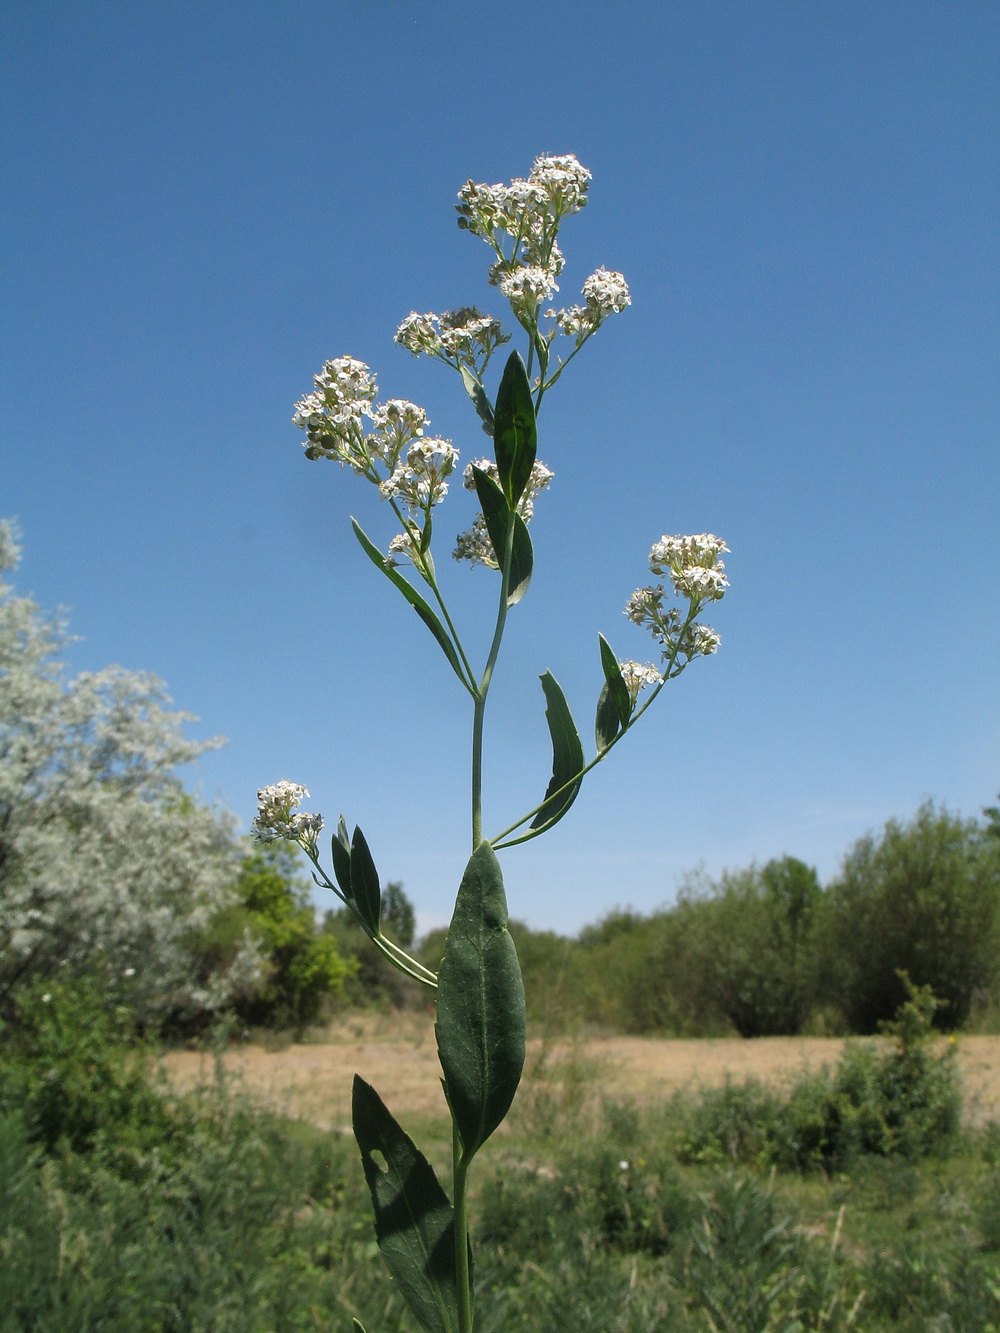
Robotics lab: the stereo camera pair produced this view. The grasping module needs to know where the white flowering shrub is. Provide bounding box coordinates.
[264,153,731,1333]
[0,522,261,1024]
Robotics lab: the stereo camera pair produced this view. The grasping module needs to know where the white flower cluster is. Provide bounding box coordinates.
[453,457,554,567]
[456,154,605,330]
[457,153,592,240]
[648,533,730,602]
[498,265,560,317]
[625,534,729,662]
[252,781,324,849]
[293,359,457,550]
[395,307,508,369]
[549,267,632,345]
[380,438,460,511]
[293,355,377,454]
[617,660,663,703]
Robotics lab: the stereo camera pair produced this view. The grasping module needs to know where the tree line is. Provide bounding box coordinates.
[2,518,998,1039]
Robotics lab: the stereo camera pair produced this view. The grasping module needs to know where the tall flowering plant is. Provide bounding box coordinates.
[254,154,729,1333]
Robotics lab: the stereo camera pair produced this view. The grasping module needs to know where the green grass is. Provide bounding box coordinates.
[2,981,999,1331]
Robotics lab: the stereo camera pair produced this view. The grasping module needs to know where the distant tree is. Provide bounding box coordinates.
[983,791,1000,840]
[668,857,822,1037]
[0,520,259,1025]
[380,880,416,948]
[568,860,822,1037]
[818,801,1000,1030]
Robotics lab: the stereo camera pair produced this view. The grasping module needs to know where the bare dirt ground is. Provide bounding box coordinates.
[161,1013,1000,1133]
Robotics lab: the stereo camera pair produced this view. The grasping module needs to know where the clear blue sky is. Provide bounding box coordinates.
[3,1,997,935]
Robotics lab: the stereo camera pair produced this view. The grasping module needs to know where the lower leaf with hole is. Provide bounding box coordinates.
[352,1076,463,1333]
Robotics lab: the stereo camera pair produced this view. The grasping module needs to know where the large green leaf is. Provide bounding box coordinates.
[492,351,537,509]
[595,634,631,751]
[530,672,585,831]
[436,842,525,1161]
[351,519,467,685]
[352,1077,460,1333]
[460,365,494,437]
[350,826,382,936]
[470,466,533,605]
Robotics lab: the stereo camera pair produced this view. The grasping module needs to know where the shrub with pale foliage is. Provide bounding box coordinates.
[0,520,261,1023]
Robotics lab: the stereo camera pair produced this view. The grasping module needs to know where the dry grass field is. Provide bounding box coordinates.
[162,1013,1000,1133]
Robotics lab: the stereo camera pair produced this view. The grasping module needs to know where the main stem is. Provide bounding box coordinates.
[470,520,514,849]
[457,515,516,1332]
[453,1125,473,1333]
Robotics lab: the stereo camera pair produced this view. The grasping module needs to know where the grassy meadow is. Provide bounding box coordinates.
[3,985,1000,1332]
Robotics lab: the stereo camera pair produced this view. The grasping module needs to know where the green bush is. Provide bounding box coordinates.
[672,857,822,1037]
[233,847,354,1033]
[818,801,1000,1031]
[678,978,961,1171]
[555,858,823,1037]
[0,978,184,1158]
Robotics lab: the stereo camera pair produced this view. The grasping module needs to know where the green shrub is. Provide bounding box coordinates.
[0,978,184,1158]
[678,978,961,1171]
[234,848,354,1032]
[818,801,1000,1031]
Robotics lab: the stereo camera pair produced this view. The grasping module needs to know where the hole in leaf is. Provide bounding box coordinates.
[369,1148,389,1174]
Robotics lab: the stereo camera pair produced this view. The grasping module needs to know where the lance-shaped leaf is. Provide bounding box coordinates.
[492,351,537,509]
[352,519,467,686]
[595,634,632,752]
[470,466,533,606]
[436,842,525,1161]
[594,684,620,754]
[352,1076,460,1333]
[352,1321,368,1333]
[460,365,494,437]
[350,826,382,936]
[331,815,352,899]
[530,672,585,831]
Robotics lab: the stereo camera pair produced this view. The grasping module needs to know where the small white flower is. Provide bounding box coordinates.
[124,967,136,977]
[41,993,51,1003]
[386,531,421,567]
[499,265,559,315]
[548,304,598,342]
[681,623,721,656]
[624,586,666,628]
[530,153,592,215]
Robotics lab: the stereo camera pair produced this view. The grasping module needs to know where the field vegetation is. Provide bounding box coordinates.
[4,524,1000,1326]
[3,975,1000,1330]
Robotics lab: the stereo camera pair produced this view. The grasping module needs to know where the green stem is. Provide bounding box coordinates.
[490,624,700,848]
[471,518,514,848]
[378,933,439,985]
[386,498,478,696]
[535,331,594,412]
[453,1122,473,1333]
[306,854,438,987]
